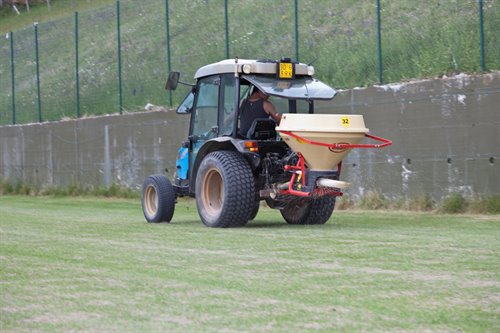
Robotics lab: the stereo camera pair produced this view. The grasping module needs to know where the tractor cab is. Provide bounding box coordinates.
[167,58,336,196]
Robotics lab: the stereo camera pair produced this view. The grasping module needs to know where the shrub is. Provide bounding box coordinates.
[440,193,467,214]
[407,194,435,212]
[358,191,389,210]
[468,196,500,214]
[0,179,140,199]
[335,196,354,210]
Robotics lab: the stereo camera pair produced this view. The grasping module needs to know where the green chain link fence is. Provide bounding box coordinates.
[0,0,498,125]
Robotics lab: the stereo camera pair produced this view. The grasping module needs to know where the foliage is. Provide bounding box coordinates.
[468,195,500,215]
[0,0,498,125]
[0,179,139,199]
[358,190,389,210]
[0,0,114,32]
[440,193,468,214]
[406,194,435,212]
[335,195,354,210]
[1,178,498,214]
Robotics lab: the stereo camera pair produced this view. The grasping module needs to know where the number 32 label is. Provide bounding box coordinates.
[341,117,350,127]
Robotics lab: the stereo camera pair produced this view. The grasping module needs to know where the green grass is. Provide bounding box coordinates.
[0,0,499,124]
[1,195,499,332]
[0,0,115,33]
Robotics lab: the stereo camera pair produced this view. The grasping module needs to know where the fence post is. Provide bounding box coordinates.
[165,0,172,106]
[478,0,485,72]
[116,0,123,114]
[10,31,16,125]
[376,0,383,84]
[224,0,229,59]
[34,22,42,122]
[294,0,299,62]
[75,11,80,118]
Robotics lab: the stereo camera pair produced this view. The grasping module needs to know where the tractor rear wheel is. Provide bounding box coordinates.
[280,196,336,225]
[195,151,255,227]
[249,201,260,221]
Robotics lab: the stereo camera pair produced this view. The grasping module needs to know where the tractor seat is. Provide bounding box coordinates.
[246,118,277,140]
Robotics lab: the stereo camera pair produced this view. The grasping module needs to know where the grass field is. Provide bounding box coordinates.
[1,195,499,332]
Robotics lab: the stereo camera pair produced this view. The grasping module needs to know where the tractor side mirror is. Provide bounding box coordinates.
[165,72,180,91]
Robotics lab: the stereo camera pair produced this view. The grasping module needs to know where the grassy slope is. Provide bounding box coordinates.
[0,0,498,125]
[1,195,499,332]
[0,0,115,33]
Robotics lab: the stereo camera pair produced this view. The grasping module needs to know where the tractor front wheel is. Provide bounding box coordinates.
[142,175,176,223]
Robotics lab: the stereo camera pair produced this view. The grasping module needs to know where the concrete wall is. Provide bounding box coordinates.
[0,111,189,191]
[1,72,499,199]
[320,72,500,199]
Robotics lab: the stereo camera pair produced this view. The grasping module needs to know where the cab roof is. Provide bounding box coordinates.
[193,58,336,100]
[194,58,313,79]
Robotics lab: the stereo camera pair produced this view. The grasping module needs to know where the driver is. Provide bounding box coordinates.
[239,88,281,138]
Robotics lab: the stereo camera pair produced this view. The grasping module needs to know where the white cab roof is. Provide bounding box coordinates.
[194,58,312,79]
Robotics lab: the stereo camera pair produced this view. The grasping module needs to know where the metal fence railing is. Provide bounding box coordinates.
[0,0,498,125]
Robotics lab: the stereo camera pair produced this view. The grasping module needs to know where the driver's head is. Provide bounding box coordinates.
[256,89,269,100]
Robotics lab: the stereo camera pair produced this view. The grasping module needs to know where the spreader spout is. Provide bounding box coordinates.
[317,178,350,189]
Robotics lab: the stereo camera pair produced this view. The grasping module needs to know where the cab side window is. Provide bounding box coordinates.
[219,75,236,136]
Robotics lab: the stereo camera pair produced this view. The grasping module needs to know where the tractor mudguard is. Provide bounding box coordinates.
[189,137,260,194]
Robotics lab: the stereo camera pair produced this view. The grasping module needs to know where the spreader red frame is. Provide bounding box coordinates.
[279,131,393,150]
[279,132,393,198]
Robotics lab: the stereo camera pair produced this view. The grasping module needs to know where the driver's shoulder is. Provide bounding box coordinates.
[263,100,276,112]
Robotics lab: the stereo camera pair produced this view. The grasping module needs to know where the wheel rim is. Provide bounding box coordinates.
[202,167,224,216]
[144,185,158,217]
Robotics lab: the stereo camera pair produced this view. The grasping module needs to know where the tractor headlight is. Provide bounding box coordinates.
[242,63,252,74]
[307,66,315,76]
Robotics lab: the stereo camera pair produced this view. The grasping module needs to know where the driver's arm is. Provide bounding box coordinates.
[264,101,282,124]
